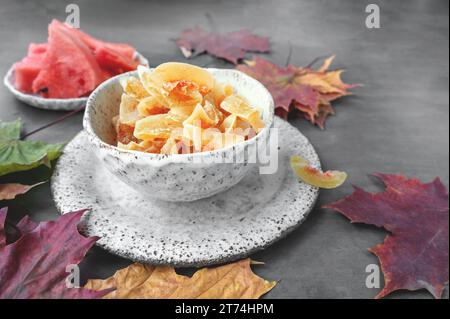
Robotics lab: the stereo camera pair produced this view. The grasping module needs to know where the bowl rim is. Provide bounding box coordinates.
[3,51,148,104]
[83,67,275,160]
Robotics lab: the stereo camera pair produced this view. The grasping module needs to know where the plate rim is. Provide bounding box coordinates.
[51,119,320,267]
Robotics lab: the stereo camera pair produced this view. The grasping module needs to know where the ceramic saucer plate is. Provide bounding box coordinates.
[3,52,148,111]
[51,117,320,267]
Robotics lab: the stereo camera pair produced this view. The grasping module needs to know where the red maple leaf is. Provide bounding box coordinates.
[176,27,269,64]
[0,209,5,249]
[324,174,449,298]
[0,207,113,298]
[237,56,358,128]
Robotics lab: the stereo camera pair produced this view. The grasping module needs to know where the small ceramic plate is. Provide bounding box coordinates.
[51,117,320,267]
[3,52,148,111]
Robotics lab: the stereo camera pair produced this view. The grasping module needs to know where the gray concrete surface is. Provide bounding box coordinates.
[0,0,448,299]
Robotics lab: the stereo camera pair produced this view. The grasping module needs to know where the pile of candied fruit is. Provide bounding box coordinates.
[114,62,264,154]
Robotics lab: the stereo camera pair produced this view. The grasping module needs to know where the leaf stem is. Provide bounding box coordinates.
[21,106,85,140]
[205,12,216,32]
[285,42,292,67]
[306,55,329,69]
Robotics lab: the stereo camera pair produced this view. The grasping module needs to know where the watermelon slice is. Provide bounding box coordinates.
[95,45,139,75]
[13,43,47,93]
[54,20,138,74]
[12,19,140,98]
[55,20,136,59]
[28,43,48,55]
[32,21,106,98]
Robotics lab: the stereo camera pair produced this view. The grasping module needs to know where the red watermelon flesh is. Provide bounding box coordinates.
[13,19,139,98]
[103,43,135,60]
[95,45,139,75]
[56,20,136,59]
[54,20,138,74]
[13,43,47,93]
[32,21,106,98]
[28,43,48,55]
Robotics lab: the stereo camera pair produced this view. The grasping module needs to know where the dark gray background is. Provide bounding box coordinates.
[0,0,448,299]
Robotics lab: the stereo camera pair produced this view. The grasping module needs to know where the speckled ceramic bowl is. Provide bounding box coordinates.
[83,68,274,202]
[4,52,148,111]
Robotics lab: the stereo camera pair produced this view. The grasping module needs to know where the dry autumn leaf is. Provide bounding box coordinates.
[237,56,358,128]
[85,259,276,299]
[0,209,5,249]
[324,173,449,299]
[0,208,112,298]
[0,182,45,200]
[176,27,270,64]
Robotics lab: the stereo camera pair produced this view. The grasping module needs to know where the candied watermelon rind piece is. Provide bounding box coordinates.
[290,155,347,189]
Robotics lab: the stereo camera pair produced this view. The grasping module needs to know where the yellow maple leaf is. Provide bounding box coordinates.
[85,259,276,299]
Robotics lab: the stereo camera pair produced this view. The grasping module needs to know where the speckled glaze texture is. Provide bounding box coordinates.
[51,117,320,267]
[3,52,148,111]
[83,68,275,201]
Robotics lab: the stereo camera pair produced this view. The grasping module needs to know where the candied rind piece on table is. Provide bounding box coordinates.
[290,155,347,189]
